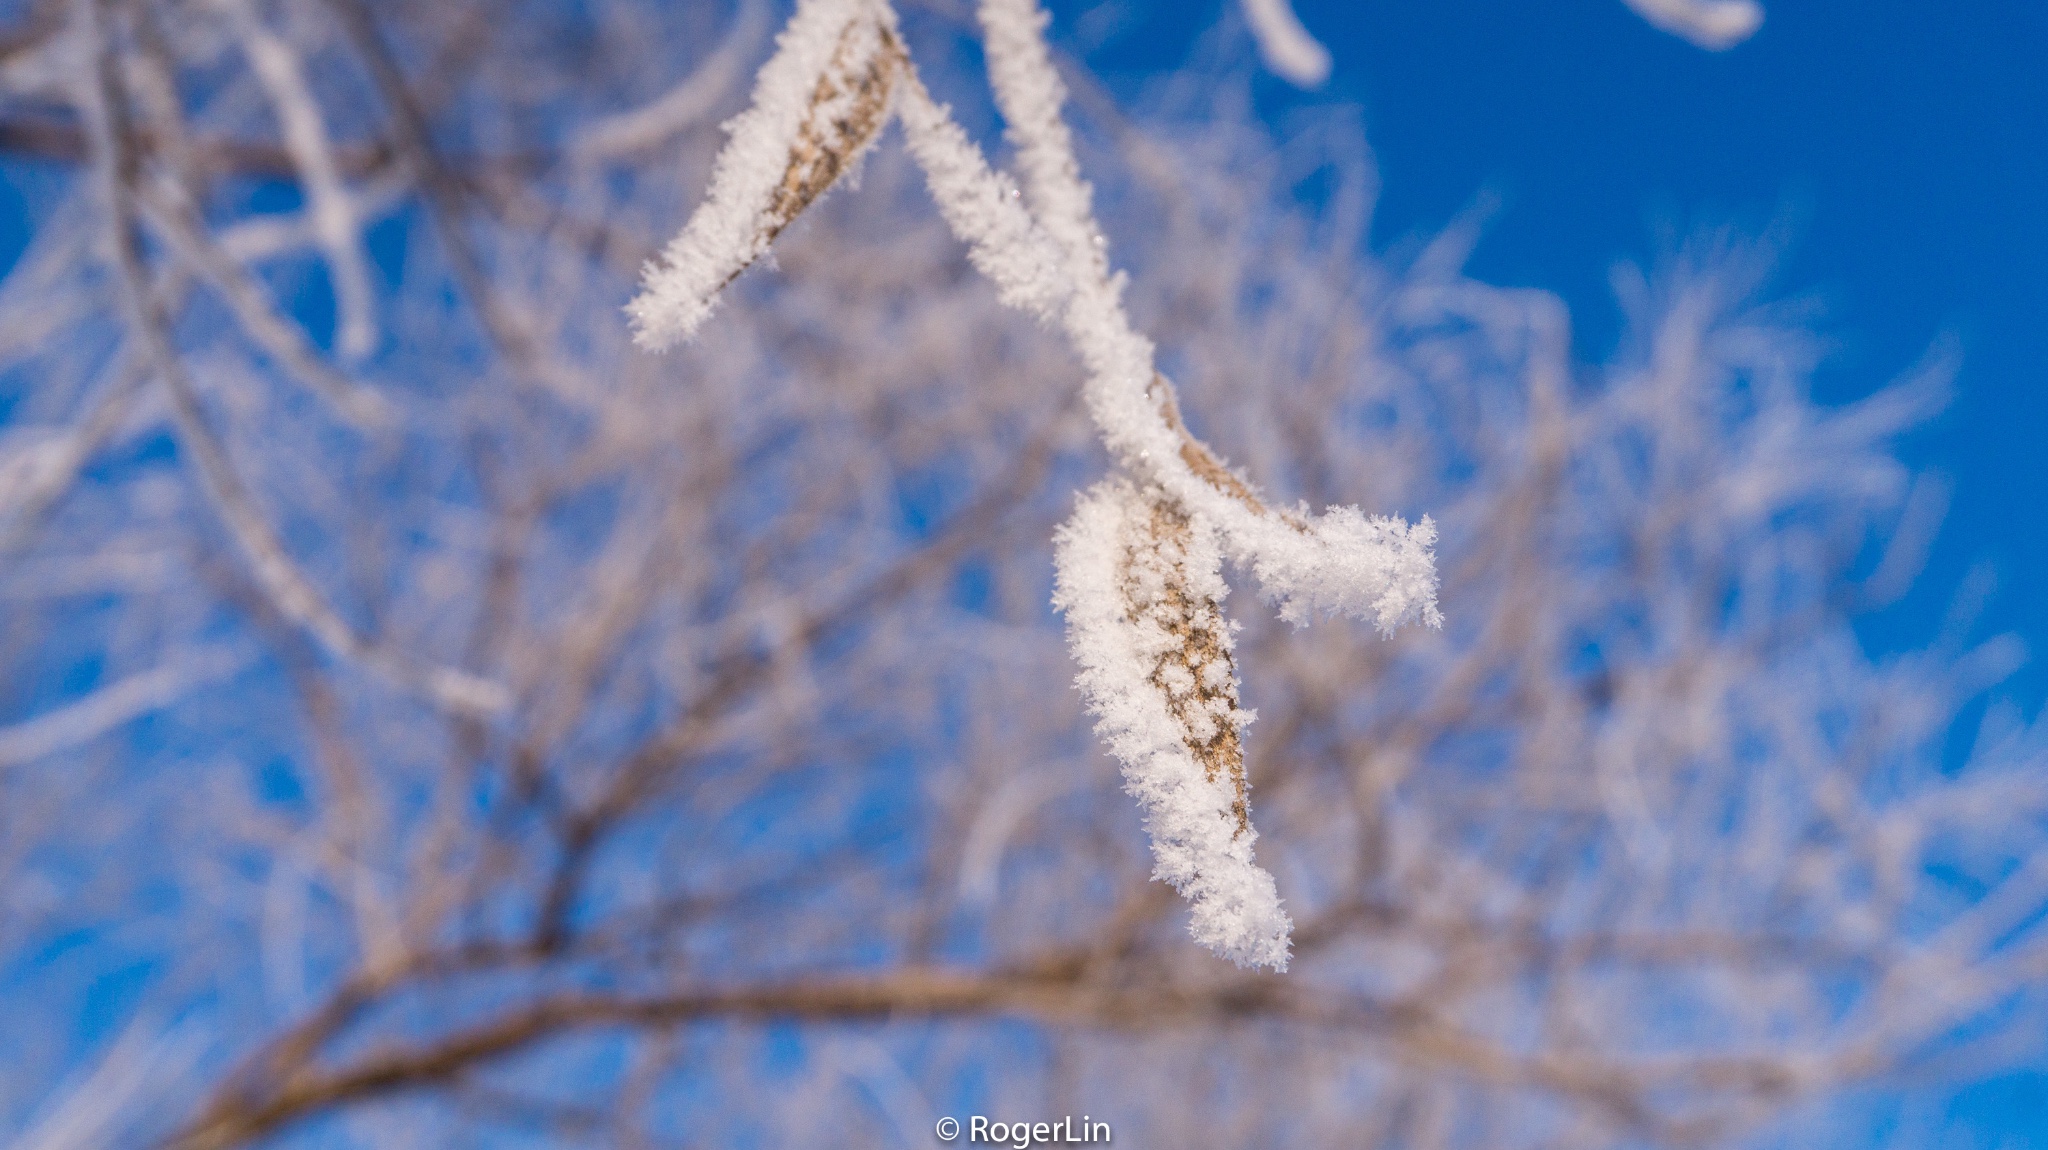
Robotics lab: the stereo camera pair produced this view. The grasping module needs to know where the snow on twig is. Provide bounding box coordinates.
[971,0,1437,631]
[894,73,1068,320]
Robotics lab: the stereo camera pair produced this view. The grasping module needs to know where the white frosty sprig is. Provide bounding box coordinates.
[628,0,1440,969]
[895,73,1068,321]
[628,0,903,348]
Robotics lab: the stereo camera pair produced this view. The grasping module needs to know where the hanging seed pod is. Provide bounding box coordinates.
[1130,498,1252,836]
[760,17,901,250]
[630,0,905,348]
[1054,478,1291,970]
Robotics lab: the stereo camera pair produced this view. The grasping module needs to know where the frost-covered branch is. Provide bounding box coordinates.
[893,72,1067,319]
[628,0,1439,967]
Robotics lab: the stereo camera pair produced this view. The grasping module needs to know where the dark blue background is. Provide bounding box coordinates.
[1332,0,2048,711]
[1327,0,2046,709]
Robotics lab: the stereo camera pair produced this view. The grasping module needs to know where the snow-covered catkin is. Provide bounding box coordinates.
[629,0,903,348]
[1054,478,1291,970]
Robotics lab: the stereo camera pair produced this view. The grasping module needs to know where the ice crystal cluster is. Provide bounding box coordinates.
[627,0,1448,968]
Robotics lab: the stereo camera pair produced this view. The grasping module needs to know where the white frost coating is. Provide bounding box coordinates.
[975,0,1108,284]
[1240,0,1331,88]
[628,0,894,348]
[1053,478,1292,970]
[1619,0,1764,49]
[1250,506,1443,631]
[895,76,1068,320]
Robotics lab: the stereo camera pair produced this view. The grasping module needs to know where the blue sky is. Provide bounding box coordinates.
[1089,0,2048,712]
[1328,0,2048,709]
[1317,0,2048,711]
